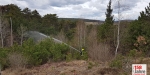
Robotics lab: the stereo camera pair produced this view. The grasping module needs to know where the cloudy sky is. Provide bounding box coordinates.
[0,0,149,21]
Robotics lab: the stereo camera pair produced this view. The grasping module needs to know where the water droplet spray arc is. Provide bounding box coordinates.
[24,31,81,53]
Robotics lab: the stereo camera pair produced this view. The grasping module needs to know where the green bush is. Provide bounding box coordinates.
[81,50,88,60]
[128,49,136,57]
[88,62,94,69]
[66,53,72,61]
[22,38,51,65]
[109,54,124,69]
[0,48,9,69]
[21,38,70,65]
[51,43,69,61]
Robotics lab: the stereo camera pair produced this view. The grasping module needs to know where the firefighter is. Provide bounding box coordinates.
[81,48,84,56]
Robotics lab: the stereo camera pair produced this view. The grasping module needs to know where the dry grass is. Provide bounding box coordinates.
[2,60,112,75]
[54,21,114,63]
[97,67,119,75]
[2,54,150,75]
[85,22,99,25]
[8,52,27,69]
[86,26,113,62]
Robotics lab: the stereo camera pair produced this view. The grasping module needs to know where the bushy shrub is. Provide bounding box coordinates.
[51,43,69,61]
[88,61,94,69]
[81,50,88,60]
[8,52,27,68]
[66,53,72,61]
[22,38,51,66]
[66,49,88,61]
[109,54,124,69]
[21,38,70,65]
[0,48,9,69]
[109,54,132,73]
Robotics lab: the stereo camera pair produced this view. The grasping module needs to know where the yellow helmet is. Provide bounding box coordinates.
[82,48,84,51]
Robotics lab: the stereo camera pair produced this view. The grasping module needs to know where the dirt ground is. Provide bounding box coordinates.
[1,58,150,75]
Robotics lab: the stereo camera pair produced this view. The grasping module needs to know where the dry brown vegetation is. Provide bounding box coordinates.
[2,60,120,75]
[8,52,27,69]
[54,20,114,62]
[86,25,113,62]
[2,58,150,75]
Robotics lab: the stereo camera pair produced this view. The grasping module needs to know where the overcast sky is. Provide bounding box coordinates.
[0,0,149,21]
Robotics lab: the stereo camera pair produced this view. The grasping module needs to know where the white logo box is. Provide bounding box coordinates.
[132,64,147,75]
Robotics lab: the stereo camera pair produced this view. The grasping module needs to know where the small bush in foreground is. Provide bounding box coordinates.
[0,48,9,70]
[109,54,124,69]
[8,52,27,68]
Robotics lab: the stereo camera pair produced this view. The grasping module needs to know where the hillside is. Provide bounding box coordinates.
[59,18,133,23]
[58,18,104,22]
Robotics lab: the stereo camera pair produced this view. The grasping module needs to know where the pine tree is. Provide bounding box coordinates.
[126,3,150,56]
[97,0,114,42]
[138,3,150,22]
[105,0,114,25]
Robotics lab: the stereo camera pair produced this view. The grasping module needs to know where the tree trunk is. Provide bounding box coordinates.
[0,64,1,75]
[21,31,23,46]
[0,10,3,48]
[10,17,13,46]
[115,1,120,57]
[0,32,3,48]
